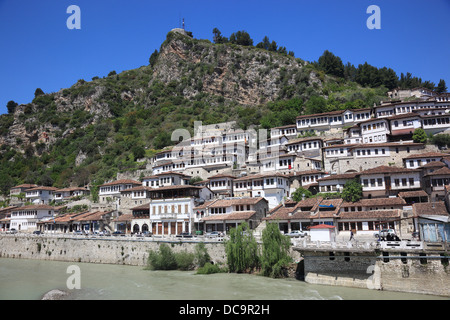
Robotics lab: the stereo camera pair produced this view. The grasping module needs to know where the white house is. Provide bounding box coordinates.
[388,113,422,138]
[195,197,269,233]
[206,174,236,197]
[25,186,58,205]
[148,185,213,235]
[10,205,60,232]
[233,173,290,209]
[403,152,445,169]
[53,187,90,203]
[359,165,422,198]
[142,172,191,188]
[317,173,358,194]
[358,118,390,144]
[99,179,141,204]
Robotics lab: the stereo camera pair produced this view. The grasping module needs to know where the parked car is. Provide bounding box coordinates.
[112,231,125,236]
[285,230,307,238]
[176,232,193,238]
[205,231,223,238]
[7,228,17,234]
[73,230,84,235]
[33,230,43,235]
[142,231,153,237]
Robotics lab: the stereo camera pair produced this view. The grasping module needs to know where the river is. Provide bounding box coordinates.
[0,258,447,300]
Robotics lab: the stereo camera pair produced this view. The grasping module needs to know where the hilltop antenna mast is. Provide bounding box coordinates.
[182,18,185,30]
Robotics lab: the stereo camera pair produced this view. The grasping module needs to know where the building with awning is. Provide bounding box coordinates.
[38,210,114,233]
[112,213,133,234]
[148,185,213,236]
[196,197,268,233]
[11,205,61,232]
[413,201,450,243]
[130,203,150,234]
[0,206,16,231]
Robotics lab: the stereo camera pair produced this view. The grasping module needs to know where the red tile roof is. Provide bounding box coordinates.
[310,224,335,229]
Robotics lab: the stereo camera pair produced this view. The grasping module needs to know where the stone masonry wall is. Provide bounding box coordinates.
[0,235,227,267]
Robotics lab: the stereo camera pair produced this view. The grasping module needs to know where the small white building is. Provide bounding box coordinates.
[98,179,141,204]
[309,224,336,242]
[25,186,58,205]
[10,205,60,232]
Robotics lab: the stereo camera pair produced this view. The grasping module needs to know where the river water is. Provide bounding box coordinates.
[0,258,447,300]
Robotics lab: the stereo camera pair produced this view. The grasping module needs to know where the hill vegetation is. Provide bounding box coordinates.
[0,28,445,196]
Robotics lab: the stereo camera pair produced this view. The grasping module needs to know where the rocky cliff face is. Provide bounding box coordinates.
[0,29,321,154]
[152,29,319,106]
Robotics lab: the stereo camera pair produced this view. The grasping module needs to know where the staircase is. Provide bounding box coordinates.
[253,220,267,238]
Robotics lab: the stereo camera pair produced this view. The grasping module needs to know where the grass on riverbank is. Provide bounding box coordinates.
[145,242,226,272]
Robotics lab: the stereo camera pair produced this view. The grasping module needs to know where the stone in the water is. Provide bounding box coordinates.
[41,289,68,300]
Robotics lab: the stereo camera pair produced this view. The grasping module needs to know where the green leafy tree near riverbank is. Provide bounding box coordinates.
[225,222,259,273]
[260,222,292,278]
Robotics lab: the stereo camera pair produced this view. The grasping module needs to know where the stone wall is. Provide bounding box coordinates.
[0,235,227,267]
[300,250,450,297]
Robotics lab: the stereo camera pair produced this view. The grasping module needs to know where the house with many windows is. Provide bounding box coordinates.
[195,197,269,233]
[359,165,422,198]
[148,185,213,236]
[232,173,290,209]
[98,179,141,205]
[10,205,61,232]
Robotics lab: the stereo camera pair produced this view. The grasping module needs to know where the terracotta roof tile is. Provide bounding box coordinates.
[424,166,450,176]
[100,179,141,187]
[412,202,449,216]
[201,211,256,221]
[341,197,406,207]
[403,152,446,159]
[338,210,401,219]
[359,165,420,175]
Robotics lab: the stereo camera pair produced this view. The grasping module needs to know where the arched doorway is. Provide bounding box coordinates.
[142,224,149,233]
[133,224,140,234]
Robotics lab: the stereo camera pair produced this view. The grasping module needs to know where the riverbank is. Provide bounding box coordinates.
[1,234,448,298]
[1,257,447,301]
[0,233,230,266]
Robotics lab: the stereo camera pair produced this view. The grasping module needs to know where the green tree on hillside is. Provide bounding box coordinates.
[412,128,427,144]
[212,28,228,44]
[436,79,448,93]
[229,30,253,46]
[34,88,44,97]
[6,100,18,114]
[292,187,312,201]
[341,179,363,202]
[149,49,159,67]
[318,50,344,78]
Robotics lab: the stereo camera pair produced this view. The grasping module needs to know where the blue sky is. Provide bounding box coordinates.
[0,0,449,115]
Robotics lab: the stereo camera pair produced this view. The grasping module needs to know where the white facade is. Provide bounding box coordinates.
[25,187,57,205]
[10,205,58,232]
[359,119,390,144]
[309,225,336,242]
[233,173,290,209]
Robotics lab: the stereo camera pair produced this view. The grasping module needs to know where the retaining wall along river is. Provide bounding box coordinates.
[0,234,229,266]
[1,234,448,297]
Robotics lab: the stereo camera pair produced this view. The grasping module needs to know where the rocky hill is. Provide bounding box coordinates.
[0,28,388,194]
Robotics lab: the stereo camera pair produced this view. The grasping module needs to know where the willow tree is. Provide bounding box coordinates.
[260,222,292,278]
[225,223,259,273]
